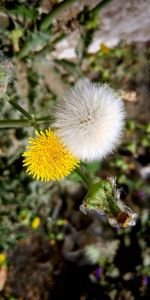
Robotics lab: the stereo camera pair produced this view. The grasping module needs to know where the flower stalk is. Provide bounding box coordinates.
[2,94,32,119]
[75,166,91,186]
[0,116,52,128]
[91,0,112,17]
[40,0,78,31]
[1,94,53,130]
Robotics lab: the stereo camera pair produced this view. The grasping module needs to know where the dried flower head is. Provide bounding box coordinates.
[80,177,137,228]
[54,78,125,161]
[23,129,79,181]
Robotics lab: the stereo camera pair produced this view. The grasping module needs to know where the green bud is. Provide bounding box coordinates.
[80,178,137,228]
[11,28,23,52]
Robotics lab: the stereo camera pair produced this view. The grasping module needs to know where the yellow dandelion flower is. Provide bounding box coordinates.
[23,129,79,181]
[0,253,6,265]
[31,217,40,229]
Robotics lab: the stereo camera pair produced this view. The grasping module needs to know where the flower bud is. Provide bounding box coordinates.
[80,178,137,228]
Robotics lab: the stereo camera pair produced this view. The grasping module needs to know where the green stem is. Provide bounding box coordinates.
[2,94,43,130]
[2,94,33,121]
[91,0,112,16]
[75,167,91,186]
[9,99,32,121]
[0,116,52,128]
[40,0,77,31]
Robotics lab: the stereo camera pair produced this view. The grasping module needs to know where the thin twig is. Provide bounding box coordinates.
[40,0,78,31]
[9,99,32,120]
[91,0,112,16]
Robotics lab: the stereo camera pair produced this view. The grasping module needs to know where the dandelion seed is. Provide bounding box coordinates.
[54,78,125,161]
[23,129,79,181]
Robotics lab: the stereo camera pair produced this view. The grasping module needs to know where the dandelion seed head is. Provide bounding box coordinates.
[54,79,125,161]
[23,129,79,181]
